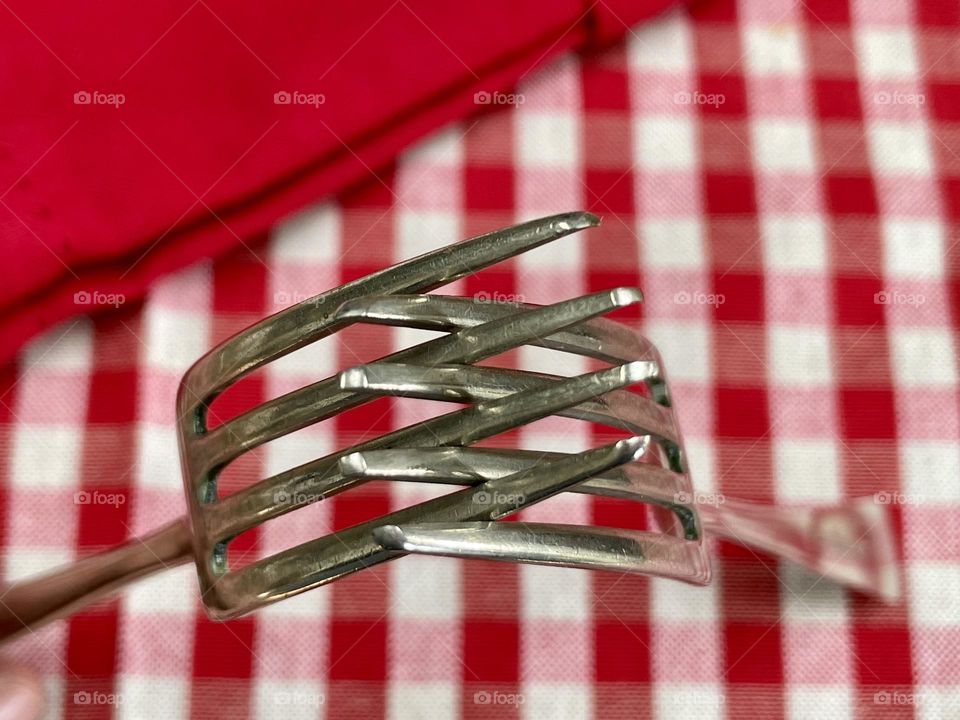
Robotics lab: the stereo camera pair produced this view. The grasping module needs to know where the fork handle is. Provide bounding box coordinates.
[0,519,193,643]
[698,497,900,600]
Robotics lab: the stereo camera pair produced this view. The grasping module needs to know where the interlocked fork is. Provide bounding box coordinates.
[0,212,900,643]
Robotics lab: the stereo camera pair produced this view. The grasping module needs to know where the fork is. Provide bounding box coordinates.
[0,211,900,643]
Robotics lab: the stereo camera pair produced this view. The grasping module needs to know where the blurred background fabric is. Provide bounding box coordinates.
[2,0,960,718]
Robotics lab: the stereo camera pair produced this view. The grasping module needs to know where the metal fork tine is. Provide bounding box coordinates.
[337,294,675,407]
[341,362,680,443]
[338,446,699,538]
[372,523,711,583]
[197,287,642,473]
[181,211,599,402]
[206,361,651,541]
[336,294,655,365]
[211,437,647,616]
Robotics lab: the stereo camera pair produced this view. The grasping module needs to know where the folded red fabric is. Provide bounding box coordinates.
[0,0,674,362]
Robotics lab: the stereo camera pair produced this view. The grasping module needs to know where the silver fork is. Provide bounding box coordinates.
[0,211,900,643]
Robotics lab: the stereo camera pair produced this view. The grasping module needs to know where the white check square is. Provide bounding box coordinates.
[868,122,933,174]
[881,219,944,278]
[762,216,827,271]
[753,119,816,172]
[517,112,581,168]
[745,24,805,76]
[856,28,919,79]
[769,325,833,386]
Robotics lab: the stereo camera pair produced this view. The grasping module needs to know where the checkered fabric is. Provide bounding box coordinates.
[2,0,959,717]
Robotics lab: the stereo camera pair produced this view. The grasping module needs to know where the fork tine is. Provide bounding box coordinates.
[209,437,646,617]
[340,362,680,442]
[338,446,700,539]
[336,294,653,364]
[206,361,651,542]
[372,522,711,583]
[339,361,648,447]
[180,211,599,403]
[335,294,675,404]
[195,287,642,473]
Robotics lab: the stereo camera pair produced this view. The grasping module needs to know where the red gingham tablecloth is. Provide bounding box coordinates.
[2,0,959,718]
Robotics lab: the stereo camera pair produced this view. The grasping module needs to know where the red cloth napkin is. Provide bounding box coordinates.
[0,0,674,362]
